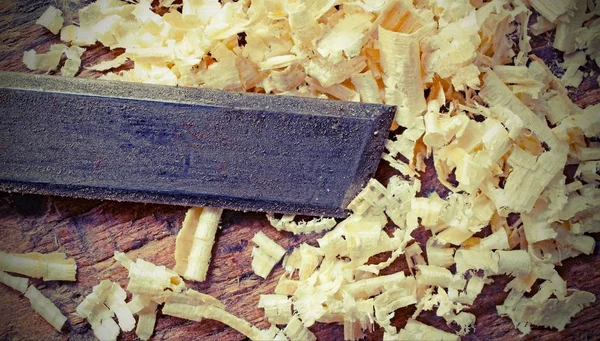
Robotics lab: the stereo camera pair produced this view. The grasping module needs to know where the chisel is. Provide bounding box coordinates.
[0,72,394,217]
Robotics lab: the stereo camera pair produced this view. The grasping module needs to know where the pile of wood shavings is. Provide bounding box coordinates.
[21,0,600,340]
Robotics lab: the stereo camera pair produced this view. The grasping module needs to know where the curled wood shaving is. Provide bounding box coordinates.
[135,301,158,341]
[251,231,286,279]
[113,254,228,340]
[126,295,151,315]
[168,288,225,309]
[24,286,67,332]
[163,302,266,340]
[114,252,185,303]
[76,280,135,340]
[174,207,223,282]
[405,242,426,272]
[426,241,455,268]
[23,44,67,72]
[576,161,600,183]
[374,284,417,331]
[378,26,426,125]
[530,0,576,23]
[0,270,28,294]
[416,265,466,290]
[347,178,389,216]
[283,243,324,280]
[86,54,129,71]
[498,287,596,334]
[494,250,531,277]
[62,46,85,77]
[35,6,64,35]
[104,283,136,332]
[351,70,383,104]
[531,16,556,36]
[394,319,459,341]
[477,227,510,251]
[258,294,293,325]
[283,315,317,341]
[274,276,299,297]
[0,251,76,282]
[455,249,497,275]
[266,214,337,235]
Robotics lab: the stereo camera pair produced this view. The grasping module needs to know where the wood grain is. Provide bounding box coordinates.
[0,1,599,341]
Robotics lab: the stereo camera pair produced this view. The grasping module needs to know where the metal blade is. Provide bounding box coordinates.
[0,72,394,217]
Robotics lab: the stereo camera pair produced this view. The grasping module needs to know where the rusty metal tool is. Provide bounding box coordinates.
[0,72,394,217]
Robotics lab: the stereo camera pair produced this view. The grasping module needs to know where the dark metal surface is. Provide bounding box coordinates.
[0,72,394,217]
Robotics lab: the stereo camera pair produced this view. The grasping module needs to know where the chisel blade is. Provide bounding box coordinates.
[0,72,394,217]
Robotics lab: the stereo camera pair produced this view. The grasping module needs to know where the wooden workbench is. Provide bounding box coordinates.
[0,1,599,340]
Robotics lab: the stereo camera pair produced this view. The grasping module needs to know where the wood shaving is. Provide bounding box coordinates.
[163,302,266,340]
[267,214,337,235]
[530,0,576,23]
[283,243,324,281]
[576,161,600,183]
[112,253,229,340]
[531,16,556,36]
[86,54,129,71]
[561,52,586,87]
[135,301,158,341]
[0,251,76,281]
[22,44,68,72]
[104,282,136,332]
[114,252,185,303]
[61,46,86,77]
[378,26,426,125]
[0,270,29,294]
[174,207,223,282]
[416,265,466,290]
[35,6,64,35]
[394,319,459,341]
[426,241,455,269]
[477,227,510,251]
[251,231,286,279]
[351,70,383,104]
[126,295,150,315]
[498,287,596,334]
[76,280,135,340]
[553,0,592,54]
[347,178,389,215]
[283,315,317,341]
[258,295,293,325]
[24,286,67,332]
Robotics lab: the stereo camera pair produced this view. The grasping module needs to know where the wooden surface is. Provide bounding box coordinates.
[0,1,599,341]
